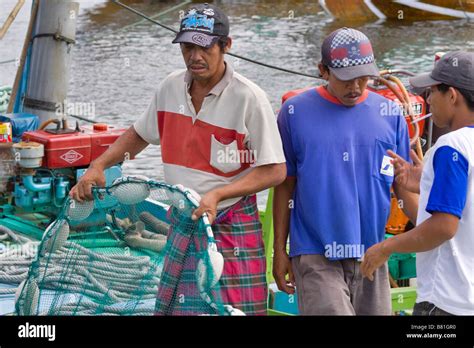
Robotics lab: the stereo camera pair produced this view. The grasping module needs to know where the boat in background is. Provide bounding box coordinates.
[320,0,474,21]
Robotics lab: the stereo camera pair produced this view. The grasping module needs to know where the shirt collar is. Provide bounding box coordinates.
[184,60,234,97]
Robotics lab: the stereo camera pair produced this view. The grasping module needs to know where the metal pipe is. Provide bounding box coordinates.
[427,117,434,148]
[22,175,51,192]
[411,113,432,124]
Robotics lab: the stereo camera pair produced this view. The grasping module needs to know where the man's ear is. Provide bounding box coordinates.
[449,86,459,105]
[318,63,329,81]
[224,37,232,53]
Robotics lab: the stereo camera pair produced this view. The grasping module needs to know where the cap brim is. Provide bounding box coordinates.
[409,73,441,89]
[172,31,219,48]
[329,62,379,81]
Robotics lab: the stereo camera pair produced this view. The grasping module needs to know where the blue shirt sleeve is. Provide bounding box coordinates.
[426,145,469,219]
[277,103,297,177]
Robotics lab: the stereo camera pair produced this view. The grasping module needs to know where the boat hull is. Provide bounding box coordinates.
[320,0,474,21]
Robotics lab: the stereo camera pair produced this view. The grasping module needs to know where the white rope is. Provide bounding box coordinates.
[2,240,162,315]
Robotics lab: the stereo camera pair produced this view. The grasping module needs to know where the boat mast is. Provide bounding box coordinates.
[23,0,79,126]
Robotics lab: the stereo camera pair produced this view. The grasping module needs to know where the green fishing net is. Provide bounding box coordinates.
[15,177,242,316]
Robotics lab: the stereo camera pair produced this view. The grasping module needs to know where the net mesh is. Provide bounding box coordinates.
[15,177,234,316]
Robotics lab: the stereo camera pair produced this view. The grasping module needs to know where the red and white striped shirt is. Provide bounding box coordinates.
[134,62,285,208]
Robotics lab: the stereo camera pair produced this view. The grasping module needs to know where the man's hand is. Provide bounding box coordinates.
[273,250,295,294]
[360,241,391,281]
[191,189,222,224]
[388,149,423,194]
[69,166,106,202]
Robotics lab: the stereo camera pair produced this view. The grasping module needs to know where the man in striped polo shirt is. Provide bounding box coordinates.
[71,3,286,315]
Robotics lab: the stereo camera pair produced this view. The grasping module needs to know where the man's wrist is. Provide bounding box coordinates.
[273,245,288,255]
[381,238,395,256]
[90,160,105,171]
[212,187,227,202]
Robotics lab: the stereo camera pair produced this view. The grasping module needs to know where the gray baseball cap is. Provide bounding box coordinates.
[409,51,474,92]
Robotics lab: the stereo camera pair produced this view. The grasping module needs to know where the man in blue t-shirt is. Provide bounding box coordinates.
[273,28,418,315]
[361,51,474,316]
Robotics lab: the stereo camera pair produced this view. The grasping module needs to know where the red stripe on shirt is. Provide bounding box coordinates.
[158,111,251,177]
[316,85,369,105]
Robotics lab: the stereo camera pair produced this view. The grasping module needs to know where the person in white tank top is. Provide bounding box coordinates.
[360,51,474,315]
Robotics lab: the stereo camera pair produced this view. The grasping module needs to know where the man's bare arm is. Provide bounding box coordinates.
[383,212,458,254]
[361,212,459,280]
[191,163,286,222]
[272,176,297,294]
[273,177,296,254]
[90,126,149,171]
[69,126,149,201]
[214,163,286,201]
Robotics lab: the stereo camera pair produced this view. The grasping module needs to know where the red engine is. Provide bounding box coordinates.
[22,123,126,169]
[368,84,427,139]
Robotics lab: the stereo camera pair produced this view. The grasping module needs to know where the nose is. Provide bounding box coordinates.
[346,78,360,90]
[426,91,432,105]
[190,47,204,62]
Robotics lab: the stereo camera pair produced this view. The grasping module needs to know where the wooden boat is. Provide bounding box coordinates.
[320,0,474,21]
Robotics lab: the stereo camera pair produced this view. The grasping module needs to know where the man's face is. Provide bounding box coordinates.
[180,41,227,82]
[319,64,369,106]
[426,85,453,128]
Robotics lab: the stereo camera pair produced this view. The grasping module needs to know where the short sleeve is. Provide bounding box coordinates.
[245,98,286,167]
[133,90,160,145]
[277,102,297,177]
[426,146,469,219]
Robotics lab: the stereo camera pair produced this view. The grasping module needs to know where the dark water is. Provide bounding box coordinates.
[1,0,473,207]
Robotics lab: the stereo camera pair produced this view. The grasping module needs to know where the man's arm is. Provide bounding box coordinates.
[214,163,286,200]
[383,212,458,254]
[191,163,286,222]
[272,176,296,294]
[361,212,459,280]
[69,125,149,201]
[363,144,469,280]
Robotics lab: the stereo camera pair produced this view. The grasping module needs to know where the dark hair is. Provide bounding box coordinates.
[320,62,330,72]
[217,36,229,52]
[437,83,474,111]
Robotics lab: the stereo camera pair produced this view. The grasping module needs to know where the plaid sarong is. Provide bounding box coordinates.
[154,194,267,316]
